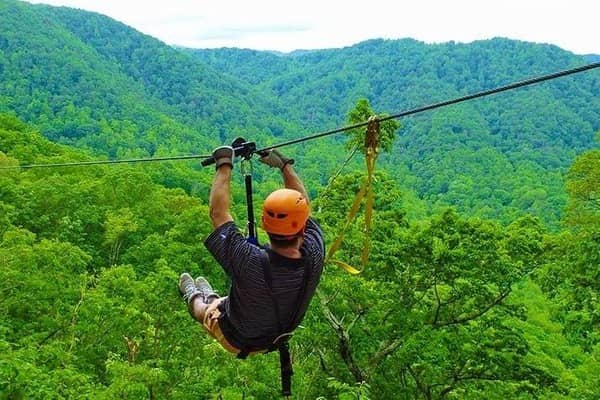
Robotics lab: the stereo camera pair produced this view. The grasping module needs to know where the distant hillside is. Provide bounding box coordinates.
[585,54,600,62]
[188,38,599,159]
[0,0,296,157]
[188,39,600,224]
[1,0,599,226]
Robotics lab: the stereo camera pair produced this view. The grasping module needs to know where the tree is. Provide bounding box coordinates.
[565,149,600,230]
[311,205,550,399]
[538,147,600,349]
[345,98,400,154]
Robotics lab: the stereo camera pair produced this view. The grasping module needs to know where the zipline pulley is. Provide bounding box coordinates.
[233,137,260,244]
[202,137,261,244]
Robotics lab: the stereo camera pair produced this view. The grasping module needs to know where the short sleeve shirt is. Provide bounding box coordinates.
[204,218,325,342]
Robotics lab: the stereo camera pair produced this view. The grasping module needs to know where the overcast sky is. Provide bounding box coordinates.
[24,0,600,54]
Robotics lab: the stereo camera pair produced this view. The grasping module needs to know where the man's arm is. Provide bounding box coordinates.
[259,149,309,204]
[209,146,235,229]
[209,165,233,228]
[281,163,309,204]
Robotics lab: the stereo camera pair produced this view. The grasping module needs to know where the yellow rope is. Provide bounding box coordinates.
[326,116,380,274]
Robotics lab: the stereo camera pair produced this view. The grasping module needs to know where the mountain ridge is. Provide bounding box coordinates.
[1,0,599,225]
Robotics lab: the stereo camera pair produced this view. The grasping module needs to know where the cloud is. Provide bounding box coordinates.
[24,0,600,54]
[199,24,310,39]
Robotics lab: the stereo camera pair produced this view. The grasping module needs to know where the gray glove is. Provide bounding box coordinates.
[259,149,294,170]
[212,146,234,170]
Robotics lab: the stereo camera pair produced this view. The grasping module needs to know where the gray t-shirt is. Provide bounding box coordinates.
[204,218,325,345]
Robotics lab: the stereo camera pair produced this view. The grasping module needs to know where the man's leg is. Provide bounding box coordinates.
[189,296,209,322]
[178,273,218,322]
[179,273,238,354]
[189,276,219,321]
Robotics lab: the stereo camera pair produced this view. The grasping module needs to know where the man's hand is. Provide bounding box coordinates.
[259,149,294,170]
[212,146,234,170]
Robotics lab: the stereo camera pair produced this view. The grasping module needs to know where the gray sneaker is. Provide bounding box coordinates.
[195,276,218,303]
[179,273,201,305]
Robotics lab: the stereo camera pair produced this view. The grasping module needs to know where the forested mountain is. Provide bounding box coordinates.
[0,0,296,159]
[1,1,600,399]
[188,40,600,225]
[2,0,599,226]
[188,37,599,162]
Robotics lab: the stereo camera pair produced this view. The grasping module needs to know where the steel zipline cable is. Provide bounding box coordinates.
[0,154,213,169]
[257,61,600,153]
[2,62,599,170]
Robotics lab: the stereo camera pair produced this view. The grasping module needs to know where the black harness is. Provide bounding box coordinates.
[218,249,311,397]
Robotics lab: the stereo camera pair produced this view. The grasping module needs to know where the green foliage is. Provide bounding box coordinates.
[321,378,371,399]
[508,280,600,399]
[309,169,565,398]
[0,0,291,178]
[536,145,600,351]
[565,149,600,230]
[1,1,600,397]
[0,111,598,398]
[345,99,400,154]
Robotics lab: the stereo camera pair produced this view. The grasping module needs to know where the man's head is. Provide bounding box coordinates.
[262,188,309,247]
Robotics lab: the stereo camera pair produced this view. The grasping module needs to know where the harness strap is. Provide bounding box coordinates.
[231,250,311,395]
[278,340,293,397]
[261,249,311,397]
[262,250,285,334]
[236,348,250,359]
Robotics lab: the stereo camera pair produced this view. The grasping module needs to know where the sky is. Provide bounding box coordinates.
[24,0,600,55]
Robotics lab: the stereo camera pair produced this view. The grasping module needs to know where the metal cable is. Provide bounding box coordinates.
[3,62,599,169]
[257,61,600,153]
[0,154,212,170]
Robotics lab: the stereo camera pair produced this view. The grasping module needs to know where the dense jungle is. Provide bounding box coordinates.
[1,0,599,398]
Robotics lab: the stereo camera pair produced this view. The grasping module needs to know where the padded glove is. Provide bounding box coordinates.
[212,146,234,170]
[259,149,294,170]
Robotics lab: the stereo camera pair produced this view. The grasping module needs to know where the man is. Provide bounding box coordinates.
[178,146,325,364]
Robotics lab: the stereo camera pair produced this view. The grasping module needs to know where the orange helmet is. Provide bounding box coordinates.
[262,188,310,236]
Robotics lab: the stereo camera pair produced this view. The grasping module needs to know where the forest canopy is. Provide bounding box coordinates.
[1,0,600,398]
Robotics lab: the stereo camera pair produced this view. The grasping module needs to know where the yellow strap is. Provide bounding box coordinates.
[328,259,364,275]
[327,181,368,274]
[326,117,380,274]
